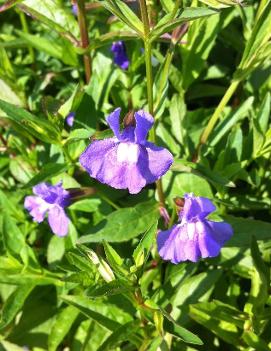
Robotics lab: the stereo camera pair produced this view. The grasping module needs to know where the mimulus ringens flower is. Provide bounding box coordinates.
[157,194,233,263]
[111,41,129,70]
[24,182,70,237]
[66,112,75,127]
[79,108,173,194]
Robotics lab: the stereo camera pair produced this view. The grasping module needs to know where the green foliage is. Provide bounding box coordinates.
[0,0,271,350]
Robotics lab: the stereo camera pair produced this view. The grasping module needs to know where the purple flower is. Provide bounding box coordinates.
[24,182,70,237]
[72,3,78,16]
[111,41,129,70]
[66,112,75,127]
[157,194,233,263]
[79,108,173,194]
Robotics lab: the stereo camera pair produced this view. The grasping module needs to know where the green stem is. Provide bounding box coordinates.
[18,12,35,62]
[145,40,155,140]
[139,0,165,207]
[98,192,120,210]
[77,0,91,83]
[197,79,240,152]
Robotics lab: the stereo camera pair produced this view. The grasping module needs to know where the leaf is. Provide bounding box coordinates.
[65,251,96,272]
[101,0,143,36]
[189,301,242,345]
[0,340,27,351]
[87,31,137,51]
[0,189,24,220]
[69,198,101,212]
[171,159,235,187]
[209,97,254,147]
[97,320,141,351]
[253,92,271,157]
[255,92,270,134]
[169,93,186,144]
[86,280,131,298]
[2,213,25,255]
[61,295,123,331]
[156,124,181,156]
[154,49,174,116]
[0,273,62,286]
[48,305,79,351]
[238,1,271,73]
[17,0,79,40]
[0,99,60,144]
[225,216,271,247]
[160,308,203,345]
[198,0,234,8]
[64,128,95,145]
[57,86,79,118]
[47,236,66,265]
[163,171,213,202]
[0,283,35,330]
[160,0,175,12]
[23,163,67,188]
[243,237,270,334]
[250,237,270,311]
[172,270,222,307]
[9,156,35,184]
[15,30,78,66]
[150,7,219,42]
[103,242,124,267]
[181,14,221,89]
[242,331,270,351]
[78,201,159,243]
[190,300,245,328]
[0,79,24,106]
[133,221,157,267]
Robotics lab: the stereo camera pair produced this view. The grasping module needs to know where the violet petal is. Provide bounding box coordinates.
[134,109,154,144]
[48,205,69,237]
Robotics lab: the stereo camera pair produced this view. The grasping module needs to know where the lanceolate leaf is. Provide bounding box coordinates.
[189,301,243,345]
[0,283,35,330]
[161,307,203,345]
[238,1,271,70]
[23,163,67,188]
[150,7,219,41]
[0,99,60,144]
[61,295,131,331]
[96,320,141,351]
[78,201,159,243]
[101,0,143,36]
[133,221,158,268]
[17,0,79,41]
[225,216,271,247]
[48,305,80,351]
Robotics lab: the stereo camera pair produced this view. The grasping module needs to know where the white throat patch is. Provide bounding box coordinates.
[117,143,139,164]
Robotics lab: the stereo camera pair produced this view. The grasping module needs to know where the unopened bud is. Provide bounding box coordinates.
[68,187,97,202]
[123,110,135,127]
[159,206,170,226]
[86,249,115,282]
[174,197,185,213]
[171,23,189,45]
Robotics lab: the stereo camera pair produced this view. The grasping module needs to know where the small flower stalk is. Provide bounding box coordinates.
[157,194,233,263]
[79,108,173,194]
[24,182,70,237]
